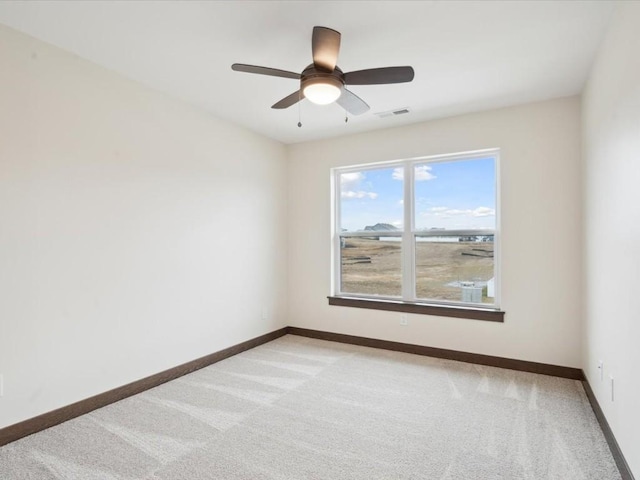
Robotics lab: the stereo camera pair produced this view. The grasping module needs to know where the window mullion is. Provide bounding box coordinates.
[402,162,415,301]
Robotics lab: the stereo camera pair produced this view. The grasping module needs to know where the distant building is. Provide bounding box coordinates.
[487,277,495,298]
[462,286,483,303]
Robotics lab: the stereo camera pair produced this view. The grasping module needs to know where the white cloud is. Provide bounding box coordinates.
[340,172,364,184]
[472,207,495,217]
[341,190,378,200]
[340,172,377,200]
[415,165,436,181]
[393,166,436,181]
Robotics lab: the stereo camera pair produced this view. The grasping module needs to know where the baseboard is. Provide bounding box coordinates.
[582,378,635,480]
[0,327,288,447]
[287,326,584,380]
[2,325,634,480]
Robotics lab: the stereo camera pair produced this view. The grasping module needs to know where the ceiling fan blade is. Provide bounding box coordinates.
[312,26,341,71]
[232,64,300,80]
[336,88,370,116]
[344,66,415,85]
[271,90,305,109]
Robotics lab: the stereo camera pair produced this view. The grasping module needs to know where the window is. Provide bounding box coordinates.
[332,150,501,320]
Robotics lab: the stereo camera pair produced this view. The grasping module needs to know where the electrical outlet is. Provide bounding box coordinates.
[0,374,4,397]
[610,375,614,402]
[598,360,604,380]
[400,314,408,326]
[261,308,268,321]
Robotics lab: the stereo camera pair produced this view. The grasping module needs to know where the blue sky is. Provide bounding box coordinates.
[340,157,496,232]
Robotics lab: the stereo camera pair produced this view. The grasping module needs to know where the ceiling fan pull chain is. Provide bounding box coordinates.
[345,109,349,124]
[298,94,302,128]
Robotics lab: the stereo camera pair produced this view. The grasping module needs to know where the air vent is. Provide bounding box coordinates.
[375,107,411,119]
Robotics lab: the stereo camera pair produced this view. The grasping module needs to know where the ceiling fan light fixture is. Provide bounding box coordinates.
[302,76,342,105]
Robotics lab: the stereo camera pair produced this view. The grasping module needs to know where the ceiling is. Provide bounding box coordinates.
[0,1,614,144]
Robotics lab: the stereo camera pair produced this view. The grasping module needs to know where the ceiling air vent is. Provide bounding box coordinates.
[375,107,410,119]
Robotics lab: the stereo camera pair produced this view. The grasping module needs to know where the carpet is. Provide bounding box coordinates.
[0,335,621,479]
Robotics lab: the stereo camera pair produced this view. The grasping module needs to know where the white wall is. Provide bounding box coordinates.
[0,25,288,429]
[582,2,640,476]
[288,96,583,368]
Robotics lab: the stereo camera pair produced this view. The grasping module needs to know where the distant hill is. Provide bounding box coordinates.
[364,223,399,232]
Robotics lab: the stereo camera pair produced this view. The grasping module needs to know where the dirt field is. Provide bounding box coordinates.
[340,237,494,303]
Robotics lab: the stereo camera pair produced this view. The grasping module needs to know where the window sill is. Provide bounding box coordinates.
[327,296,505,323]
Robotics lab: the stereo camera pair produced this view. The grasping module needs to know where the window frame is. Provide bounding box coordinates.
[331,149,502,319]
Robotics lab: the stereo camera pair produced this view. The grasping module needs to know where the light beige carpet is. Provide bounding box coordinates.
[0,335,621,479]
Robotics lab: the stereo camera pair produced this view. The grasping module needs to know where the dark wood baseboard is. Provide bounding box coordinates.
[2,325,634,480]
[582,378,635,480]
[0,327,288,447]
[287,326,583,380]
[288,327,634,480]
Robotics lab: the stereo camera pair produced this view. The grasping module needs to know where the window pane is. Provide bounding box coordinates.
[334,152,499,308]
[340,167,404,232]
[414,157,495,232]
[415,236,495,304]
[340,236,402,297]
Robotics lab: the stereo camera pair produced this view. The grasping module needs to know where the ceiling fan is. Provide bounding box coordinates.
[231,26,414,116]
